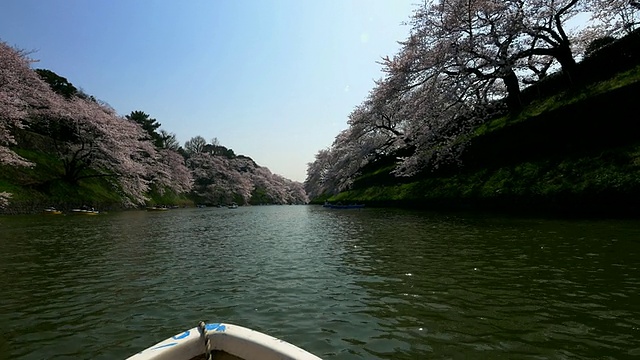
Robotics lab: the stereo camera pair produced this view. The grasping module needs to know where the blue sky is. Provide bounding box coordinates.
[0,0,414,182]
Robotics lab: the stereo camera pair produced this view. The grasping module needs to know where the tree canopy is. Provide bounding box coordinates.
[1,40,305,209]
[35,69,78,99]
[305,0,640,198]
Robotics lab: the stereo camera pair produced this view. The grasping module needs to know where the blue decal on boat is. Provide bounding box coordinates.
[172,330,190,340]
[205,323,226,332]
[150,343,177,351]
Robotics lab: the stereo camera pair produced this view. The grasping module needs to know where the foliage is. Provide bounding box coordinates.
[305,1,640,197]
[35,69,78,99]
[187,151,307,205]
[0,41,48,167]
[328,72,640,213]
[126,110,164,147]
[184,135,207,155]
[158,129,180,150]
[145,187,192,207]
[0,41,304,211]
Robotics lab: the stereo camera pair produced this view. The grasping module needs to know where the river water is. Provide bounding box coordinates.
[1,206,639,359]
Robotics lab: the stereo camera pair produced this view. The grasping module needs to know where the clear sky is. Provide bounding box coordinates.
[0,0,414,182]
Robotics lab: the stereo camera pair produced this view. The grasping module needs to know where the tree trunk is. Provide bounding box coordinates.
[555,43,577,85]
[501,68,522,113]
[63,161,80,185]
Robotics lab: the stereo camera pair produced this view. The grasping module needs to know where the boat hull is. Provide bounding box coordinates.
[128,323,322,360]
[70,209,100,215]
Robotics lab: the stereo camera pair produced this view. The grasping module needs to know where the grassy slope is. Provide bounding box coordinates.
[0,149,123,212]
[0,148,192,213]
[327,65,640,216]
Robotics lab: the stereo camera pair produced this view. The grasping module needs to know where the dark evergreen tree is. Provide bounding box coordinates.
[35,69,78,99]
[126,110,163,147]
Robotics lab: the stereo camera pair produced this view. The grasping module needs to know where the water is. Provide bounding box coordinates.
[1,206,639,359]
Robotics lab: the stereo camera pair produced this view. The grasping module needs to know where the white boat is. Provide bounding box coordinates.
[146,206,169,211]
[128,322,322,360]
[70,208,100,215]
[43,207,62,215]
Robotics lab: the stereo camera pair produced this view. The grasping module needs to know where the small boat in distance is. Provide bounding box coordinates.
[146,206,169,211]
[128,322,322,360]
[70,206,99,215]
[43,207,62,215]
[228,202,238,209]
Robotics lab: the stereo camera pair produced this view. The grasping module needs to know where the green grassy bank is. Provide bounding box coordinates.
[0,148,193,214]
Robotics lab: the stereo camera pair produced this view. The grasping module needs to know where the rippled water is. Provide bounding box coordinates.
[1,206,639,359]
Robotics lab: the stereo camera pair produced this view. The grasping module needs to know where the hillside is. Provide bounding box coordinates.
[313,31,640,217]
[329,78,640,216]
[0,133,307,214]
[0,41,307,214]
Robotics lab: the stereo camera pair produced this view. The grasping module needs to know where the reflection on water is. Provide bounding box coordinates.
[1,207,639,359]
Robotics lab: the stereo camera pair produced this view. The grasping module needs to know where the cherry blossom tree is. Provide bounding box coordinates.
[587,0,640,37]
[284,179,308,204]
[403,0,592,111]
[373,36,498,175]
[304,129,373,197]
[405,0,526,111]
[518,0,586,80]
[1,41,58,208]
[304,149,333,199]
[347,1,522,180]
[323,130,364,193]
[188,152,254,204]
[304,0,628,197]
[24,89,184,205]
[249,166,308,204]
[187,144,307,205]
[0,41,55,167]
[149,148,193,195]
[346,82,407,154]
